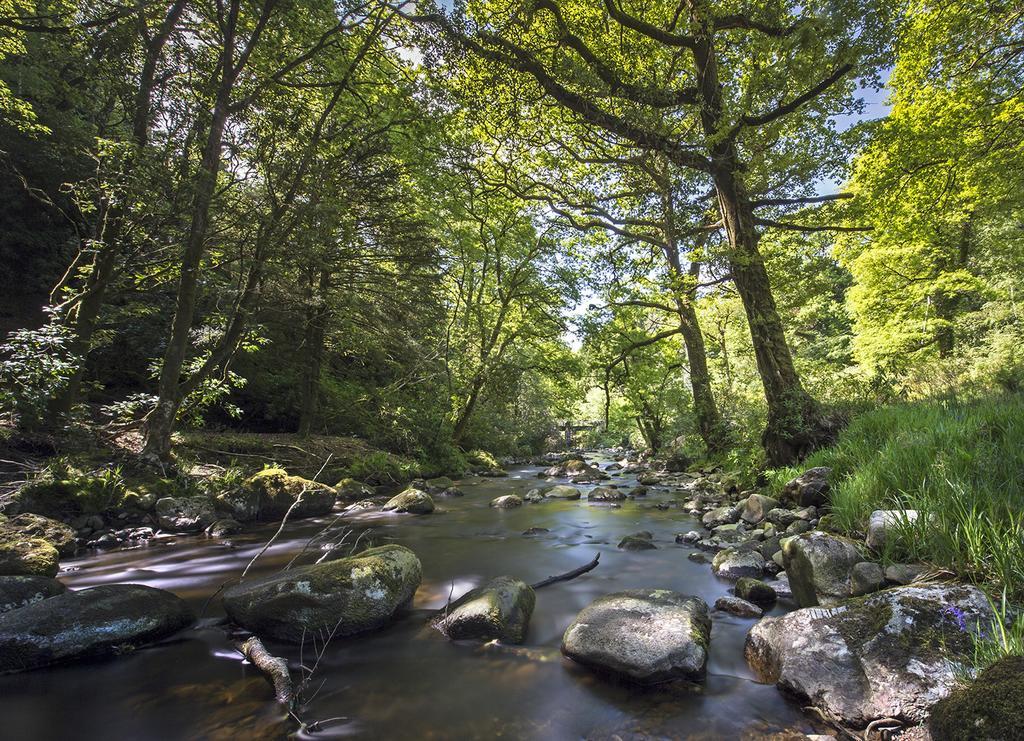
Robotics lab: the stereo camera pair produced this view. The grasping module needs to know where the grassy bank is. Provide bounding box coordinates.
[770,393,1024,602]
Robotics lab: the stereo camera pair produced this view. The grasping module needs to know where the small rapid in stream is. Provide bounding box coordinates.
[0,456,825,739]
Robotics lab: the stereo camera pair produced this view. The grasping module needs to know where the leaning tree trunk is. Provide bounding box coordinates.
[297,271,329,436]
[690,23,832,465]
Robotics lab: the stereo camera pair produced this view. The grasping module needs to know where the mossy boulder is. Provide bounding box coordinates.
[712,549,765,581]
[0,528,59,577]
[334,478,375,502]
[543,485,581,500]
[745,583,994,729]
[561,590,711,684]
[783,531,864,607]
[12,472,125,519]
[0,584,193,673]
[220,468,336,522]
[490,495,523,509]
[618,532,657,551]
[222,544,422,643]
[930,656,1024,741]
[0,576,66,614]
[4,513,76,557]
[154,496,218,533]
[588,486,626,502]
[434,576,535,644]
[734,577,777,607]
[382,488,435,514]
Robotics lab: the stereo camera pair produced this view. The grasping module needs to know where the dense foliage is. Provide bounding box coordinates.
[0,0,1020,473]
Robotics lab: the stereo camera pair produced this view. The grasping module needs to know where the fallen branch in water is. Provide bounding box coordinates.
[236,636,296,711]
[531,552,600,589]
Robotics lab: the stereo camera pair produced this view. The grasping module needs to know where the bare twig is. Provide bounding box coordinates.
[530,553,601,589]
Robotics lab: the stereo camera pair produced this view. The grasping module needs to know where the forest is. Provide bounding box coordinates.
[0,0,1021,739]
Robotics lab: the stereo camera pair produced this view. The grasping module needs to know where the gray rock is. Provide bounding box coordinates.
[543,485,581,500]
[0,584,193,672]
[702,506,740,529]
[629,486,648,497]
[771,573,794,599]
[220,469,336,522]
[0,575,66,614]
[206,519,242,537]
[523,488,546,502]
[383,489,435,514]
[745,584,994,728]
[784,519,812,536]
[334,478,375,501]
[783,531,864,607]
[781,467,832,507]
[434,576,535,644]
[223,544,421,642]
[884,563,930,585]
[155,496,218,533]
[714,596,763,618]
[561,589,711,684]
[712,549,766,581]
[741,493,780,525]
[866,509,924,551]
[423,476,454,493]
[851,561,885,596]
[588,486,626,502]
[490,495,523,509]
[439,487,464,497]
[766,508,801,528]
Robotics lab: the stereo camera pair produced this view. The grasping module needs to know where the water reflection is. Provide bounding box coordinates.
[0,457,825,739]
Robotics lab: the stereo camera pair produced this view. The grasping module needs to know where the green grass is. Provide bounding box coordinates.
[769,393,1024,601]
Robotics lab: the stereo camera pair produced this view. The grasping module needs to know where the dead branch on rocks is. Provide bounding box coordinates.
[531,552,600,589]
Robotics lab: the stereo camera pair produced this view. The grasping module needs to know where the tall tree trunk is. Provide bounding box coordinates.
[142,66,234,461]
[452,374,486,445]
[297,272,329,436]
[690,20,832,465]
[658,171,729,455]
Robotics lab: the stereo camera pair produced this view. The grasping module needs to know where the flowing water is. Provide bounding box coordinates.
[0,457,824,740]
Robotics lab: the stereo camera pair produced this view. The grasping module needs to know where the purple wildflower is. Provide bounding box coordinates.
[944,605,968,632]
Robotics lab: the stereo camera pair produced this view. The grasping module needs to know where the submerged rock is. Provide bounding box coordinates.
[0,575,66,614]
[222,544,422,643]
[783,531,864,607]
[221,469,336,522]
[618,532,656,551]
[382,488,435,514]
[0,584,194,673]
[490,495,523,509]
[745,583,994,729]
[434,576,535,644]
[561,589,711,684]
[155,496,218,533]
[930,655,1024,741]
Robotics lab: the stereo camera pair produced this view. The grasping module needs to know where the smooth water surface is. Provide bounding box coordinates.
[0,458,824,739]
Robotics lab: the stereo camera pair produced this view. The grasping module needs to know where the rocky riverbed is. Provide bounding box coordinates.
[0,452,998,739]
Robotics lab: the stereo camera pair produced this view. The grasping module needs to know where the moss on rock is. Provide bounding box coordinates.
[930,656,1024,741]
[220,468,336,522]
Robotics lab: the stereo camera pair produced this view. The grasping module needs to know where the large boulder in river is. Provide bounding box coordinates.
[562,590,711,684]
[220,468,336,522]
[588,486,626,502]
[781,467,832,507]
[0,575,66,614]
[0,584,194,673]
[930,655,1024,741]
[155,496,218,533]
[745,584,995,729]
[0,527,59,577]
[4,514,76,557]
[490,495,522,509]
[543,485,581,500]
[434,576,535,644]
[783,531,864,607]
[222,544,421,643]
[383,488,435,514]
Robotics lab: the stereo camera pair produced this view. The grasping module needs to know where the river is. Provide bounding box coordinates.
[0,456,824,739]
